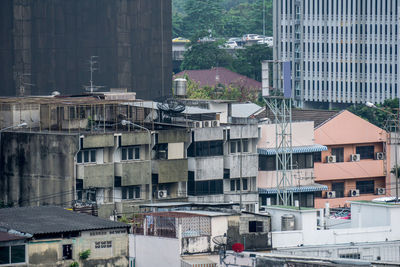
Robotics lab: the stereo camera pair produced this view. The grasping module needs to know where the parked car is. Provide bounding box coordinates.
[172,37,190,43]
[225,41,238,48]
[242,34,261,41]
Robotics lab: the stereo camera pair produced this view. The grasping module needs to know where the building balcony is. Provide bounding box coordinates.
[188,156,224,180]
[314,159,385,182]
[77,163,114,189]
[224,153,258,178]
[115,160,151,186]
[152,159,188,183]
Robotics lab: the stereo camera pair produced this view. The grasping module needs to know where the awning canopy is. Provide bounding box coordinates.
[258,183,328,194]
[257,144,328,156]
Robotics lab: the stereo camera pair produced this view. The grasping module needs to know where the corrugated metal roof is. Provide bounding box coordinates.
[0,232,27,242]
[0,206,129,235]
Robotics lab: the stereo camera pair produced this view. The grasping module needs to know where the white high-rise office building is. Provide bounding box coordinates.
[273,0,399,108]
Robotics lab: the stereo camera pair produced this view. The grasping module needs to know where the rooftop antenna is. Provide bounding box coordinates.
[84,56,104,93]
[15,73,34,97]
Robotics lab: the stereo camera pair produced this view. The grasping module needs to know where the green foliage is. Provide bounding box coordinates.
[70,262,79,267]
[181,41,233,71]
[347,98,399,130]
[79,249,91,260]
[233,44,272,81]
[173,0,273,39]
[118,216,131,224]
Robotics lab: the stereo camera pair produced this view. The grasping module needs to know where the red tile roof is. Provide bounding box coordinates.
[174,67,261,91]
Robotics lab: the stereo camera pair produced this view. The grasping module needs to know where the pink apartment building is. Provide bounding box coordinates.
[314,110,390,209]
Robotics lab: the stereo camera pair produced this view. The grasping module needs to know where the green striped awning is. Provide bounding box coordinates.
[257,144,327,156]
[258,183,328,194]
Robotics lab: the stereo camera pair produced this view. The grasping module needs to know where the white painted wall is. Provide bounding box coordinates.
[211,216,228,251]
[130,235,180,267]
[265,207,317,232]
[168,142,184,159]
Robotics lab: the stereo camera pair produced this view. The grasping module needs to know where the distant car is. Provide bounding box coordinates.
[228,37,242,42]
[242,34,260,41]
[225,41,238,48]
[172,37,190,43]
[197,37,216,43]
[257,38,273,46]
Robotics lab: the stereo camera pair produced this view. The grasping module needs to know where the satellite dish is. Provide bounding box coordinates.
[212,235,227,246]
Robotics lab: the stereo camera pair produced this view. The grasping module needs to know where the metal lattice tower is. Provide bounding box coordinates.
[262,61,294,206]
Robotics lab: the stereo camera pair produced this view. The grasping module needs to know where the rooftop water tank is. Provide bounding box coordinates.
[281,214,295,231]
[173,78,187,97]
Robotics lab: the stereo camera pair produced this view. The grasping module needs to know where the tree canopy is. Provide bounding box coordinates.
[173,0,273,38]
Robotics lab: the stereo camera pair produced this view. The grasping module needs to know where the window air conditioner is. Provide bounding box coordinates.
[326,155,336,163]
[326,191,336,198]
[376,188,386,195]
[375,152,385,160]
[350,154,360,162]
[349,189,360,197]
[157,190,168,199]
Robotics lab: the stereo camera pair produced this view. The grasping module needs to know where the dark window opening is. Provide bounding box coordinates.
[62,244,72,260]
[332,182,345,198]
[331,147,344,162]
[356,145,374,159]
[188,178,223,196]
[0,245,25,264]
[313,152,321,162]
[114,176,121,187]
[249,221,263,233]
[356,180,375,194]
[188,141,223,157]
[122,186,141,199]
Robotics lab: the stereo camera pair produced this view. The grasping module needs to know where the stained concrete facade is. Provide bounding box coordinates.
[0,131,79,206]
[0,0,171,100]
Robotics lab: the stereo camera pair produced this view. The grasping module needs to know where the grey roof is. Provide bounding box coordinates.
[232,103,263,118]
[0,206,129,235]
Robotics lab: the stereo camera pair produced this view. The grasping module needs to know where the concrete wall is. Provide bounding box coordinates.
[265,206,317,232]
[188,156,224,180]
[0,0,172,100]
[230,125,259,139]
[121,132,150,146]
[224,154,258,178]
[155,159,188,183]
[29,228,129,267]
[78,163,114,189]
[158,129,190,143]
[193,127,223,142]
[130,235,180,267]
[83,134,114,148]
[115,161,151,186]
[0,131,79,206]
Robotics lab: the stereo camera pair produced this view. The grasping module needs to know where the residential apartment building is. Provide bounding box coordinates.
[0,95,260,218]
[258,121,328,208]
[314,110,389,208]
[273,0,400,108]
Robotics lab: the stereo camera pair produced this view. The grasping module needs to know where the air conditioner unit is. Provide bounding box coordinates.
[194,121,203,128]
[326,155,336,163]
[375,152,385,160]
[203,121,212,127]
[350,154,360,162]
[326,191,336,198]
[376,188,386,195]
[157,190,168,199]
[211,120,220,127]
[349,189,360,197]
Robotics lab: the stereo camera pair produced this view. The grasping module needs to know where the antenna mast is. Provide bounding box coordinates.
[84,56,104,93]
[262,60,294,206]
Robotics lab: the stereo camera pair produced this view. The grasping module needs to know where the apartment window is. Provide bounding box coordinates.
[356,180,375,194]
[331,147,344,162]
[230,179,247,191]
[77,149,96,164]
[0,245,25,264]
[292,153,313,169]
[259,155,276,171]
[122,186,141,199]
[62,244,72,260]
[188,141,223,157]
[114,176,122,187]
[243,178,248,190]
[121,146,140,161]
[332,182,345,198]
[356,146,374,159]
[249,221,263,233]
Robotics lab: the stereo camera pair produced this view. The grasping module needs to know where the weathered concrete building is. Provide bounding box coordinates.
[0,0,171,99]
[0,206,130,267]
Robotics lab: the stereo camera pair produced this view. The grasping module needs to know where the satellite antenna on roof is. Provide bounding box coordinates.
[84,56,105,93]
[212,234,227,265]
